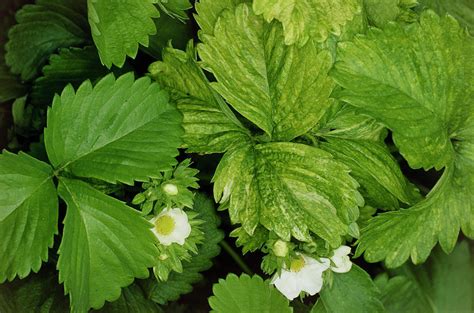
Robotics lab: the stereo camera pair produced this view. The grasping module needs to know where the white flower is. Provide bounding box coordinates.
[271,254,330,300]
[328,245,352,273]
[150,208,191,246]
[162,183,179,196]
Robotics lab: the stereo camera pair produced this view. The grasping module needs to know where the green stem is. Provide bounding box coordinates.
[219,240,253,275]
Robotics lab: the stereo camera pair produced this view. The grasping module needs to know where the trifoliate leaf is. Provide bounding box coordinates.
[332,11,473,171]
[57,178,159,313]
[320,138,420,210]
[209,274,292,313]
[332,12,474,267]
[94,284,163,313]
[0,151,57,283]
[214,141,363,245]
[144,193,223,304]
[198,3,335,141]
[194,0,248,37]
[44,73,182,185]
[31,46,108,106]
[157,0,191,22]
[418,0,474,34]
[252,0,361,45]
[376,241,473,313]
[317,265,385,313]
[149,43,249,154]
[87,0,159,68]
[313,103,387,142]
[5,0,89,81]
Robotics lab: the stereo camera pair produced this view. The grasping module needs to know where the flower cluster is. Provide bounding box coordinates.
[271,246,352,300]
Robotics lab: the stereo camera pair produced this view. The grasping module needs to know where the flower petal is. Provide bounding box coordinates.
[271,270,302,300]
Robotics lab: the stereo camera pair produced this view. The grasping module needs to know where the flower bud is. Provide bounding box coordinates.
[162,183,179,196]
[273,240,289,257]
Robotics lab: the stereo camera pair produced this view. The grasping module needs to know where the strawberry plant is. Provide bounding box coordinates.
[0,0,472,312]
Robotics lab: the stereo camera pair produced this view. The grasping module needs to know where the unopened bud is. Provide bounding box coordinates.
[273,240,289,257]
[163,183,179,196]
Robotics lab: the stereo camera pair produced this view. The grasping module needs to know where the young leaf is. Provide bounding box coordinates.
[31,46,108,106]
[57,178,159,313]
[376,241,473,313]
[320,138,420,210]
[214,141,363,245]
[149,43,249,154]
[44,73,182,185]
[87,0,159,68]
[332,12,474,267]
[5,0,89,81]
[198,4,335,141]
[209,274,292,313]
[144,193,224,304]
[0,151,57,283]
[252,0,361,45]
[317,265,385,313]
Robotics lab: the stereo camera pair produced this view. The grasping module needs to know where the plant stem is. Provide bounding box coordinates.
[219,240,253,275]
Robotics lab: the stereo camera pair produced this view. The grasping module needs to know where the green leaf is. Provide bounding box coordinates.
[194,0,248,37]
[418,0,474,35]
[0,64,26,103]
[144,193,224,304]
[31,46,108,106]
[87,0,159,68]
[252,0,361,45]
[5,0,89,81]
[313,103,387,142]
[141,12,193,59]
[198,3,335,141]
[214,141,363,245]
[332,12,474,267]
[320,138,420,210]
[149,43,249,154]
[0,151,57,282]
[57,178,159,313]
[317,265,385,313]
[332,11,473,171]
[364,0,418,27]
[44,72,182,185]
[94,284,162,313]
[376,241,473,313]
[357,154,474,267]
[157,0,191,21]
[0,265,69,313]
[209,274,292,313]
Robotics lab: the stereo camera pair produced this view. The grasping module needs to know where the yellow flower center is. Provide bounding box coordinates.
[290,256,306,272]
[154,215,175,236]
